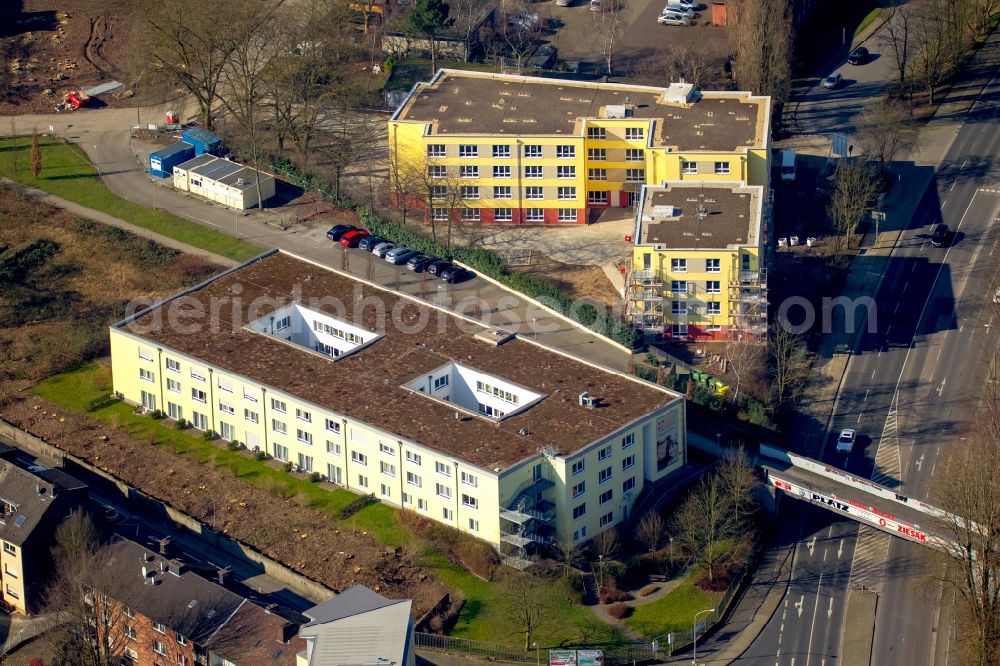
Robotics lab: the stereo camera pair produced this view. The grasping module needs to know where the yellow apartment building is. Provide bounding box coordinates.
[627,182,768,341]
[110,250,686,565]
[388,70,771,224]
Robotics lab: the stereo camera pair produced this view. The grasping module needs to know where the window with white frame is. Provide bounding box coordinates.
[558,186,576,200]
[442,507,453,521]
[706,302,721,315]
[459,144,478,158]
[435,461,451,477]
[671,280,687,294]
[599,467,613,483]
[275,316,291,331]
[352,451,367,466]
[125,625,137,640]
[428,165,446,179]
[298,453,314,472]
[625,168,645,182]
[167,378,181,393]
[623,476,636,493]
[436,483,452,499]
[525,186,543,200]
[168,402,182,420]
[430,185,447,199]
[297,429,312,445]
[524,165,543,179]
[244,409,258,424]
[525,208,544,222]
[328,465,342,484]
[622,454,636,470]
[190,368,205,382]
[407,450,422,465]
[139,368,155,383]
[588,190,609,204]
[153,639,167,656]
[433,375,449,390]
[461,494,478,509]
[417,498,428,510]
[587,126,606,139]
[599,489,613,505]
[460,185,480,199]
[462,208,481,222]
[572,481,585,498]
[191,412,208,430]
[326,440,341,455]
[243,388,257,402]
[681,161,697,174]
[138,347,153,362]
[325,418,341,434]
[626,149,644,161]
[380,483,391,498]
[493,165,511,178]
[407,471,422,487]
[588,168,607,181]
[431,208,448,221]
[598,445,612,461]
[573,503,586,519]
[524,145,542,158]
[706,325,722,332]
[427,144,446,157]
[600,511,615,527]
[493,185,512,199]
[571,460,585,476]
[272,419,287,434]
[622,433,634,449]
[358,474,368,487]
[671,324,688,337]
[558,208,577,222]
[271,398,286,413]
[493,144,511,158]
[556,145,575,158]
[166,358,180,372]
[705,280,721,293]
[460,471,477,487]
[380,442,395,456]
[152,621,167,634]
[625,127,644,140]
[381,461,396,477]
[469,518,479,531]
[672,301,688,315]
[495,208,513,222]
[588,148,606,160]
[217,377,232,393]
[671,258,687,272]
[714,161,731,175]
[557,166,576,179]
[176,632,187,646]
[706,258,721,272]
[219,401,234,415]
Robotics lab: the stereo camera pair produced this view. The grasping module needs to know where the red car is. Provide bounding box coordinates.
[338,229,369,247]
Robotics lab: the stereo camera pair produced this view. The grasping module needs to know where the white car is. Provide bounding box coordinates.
[822,72,843,89]
[993,287,1000,304]
[836,428,857,454]
[663,3,695,16]
[658,11,691,24]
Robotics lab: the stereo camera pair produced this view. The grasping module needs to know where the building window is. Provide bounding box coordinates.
[380,442,395,456]
[625,168,645,183]
[573,527,588,541]
[587,127,606,139]
[493,185,512,199]
[459,144,478,158]
[672,301,688,315]
[526,208,544,222]
[152,639,168,656]
[166,378,181,393]
[190,369,205,382]
[443,507,453,521]
[140,390,156,411]
[462,494,478,509]
[671,280,687,294]
[124,648,138,663]
[622,454,636,470]
[706,258,721,272]
[524,166,543,179]
[436,483,452,499]
[139,368,155,383]
[524,145,542,158]
[556,145,575,158]
[244,388,258,402]
[558,208,576,222]
[706,325,723,332]
[191,412,208,431]
[4,585,17,600]
[525,186,543,200]
[297,430,313,445]
[217,377,233,393]
[588,190,609,204]
[706,302,722,315]
[598,446,612,461]
[381,461,396,477]
[271,398,286,413]
[706,280,721,293]
[625,127,644,140]
[358,474,368,488]
[1,542,13,556]
[460,186,480,200]
[469,518,479,531]
[558,186,576,200]
[625,148,644,161]
[681,161,697,175]
[460,471,477,487]
[417,498,428,511]
[429,185,447,199]
[168,401,183,420]
[407,471,422,488]
[138,347,153,362]
[671,324,689,337]
[599,467,613,483]
[714,161,731,175]
[493,165,511,179]
[493,144,511,158]
[125,625,137,640]
[600,511,615,527]
[462,208,481,222]
[622,433,634,449]
[571,460,585,476]
[588,168,607,181]
[176,632,187,645]
[328,465,343,484]
[406,451,422,465]
[218,401,234,415]
[326,440,341,455]
[428,165,447,179]
[165,358,180,372]
[671,258,687,272]
[352,451,367,466]
[431,208,448,221]
[296,454,313,472]
[427,144,446,157]
[380,483,391,498]
[433,375,449,390]
[152,621,167,634]
[218,421,235,441]
[599,489,613,505]
[296,408,311,423]
[325,418,341,434]
[495,208,513,222]
[623,477,636,493]
[572,481,585,498]
[557,166,576,179]
[573,503,586,519]
[435,461,451,477]
[588,148,606,160]
[275,316,291,331]
[244,409,258,424]
[272,419,287,434]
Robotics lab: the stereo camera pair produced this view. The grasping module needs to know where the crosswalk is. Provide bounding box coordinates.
[849,525,892,592]
[871,391,903,487]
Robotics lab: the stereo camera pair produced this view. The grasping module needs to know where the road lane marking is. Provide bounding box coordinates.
[864,389,870,402]
[808,536,816,557]
[903,281,909,292]
[872,368,877,379]
[915,453,925,472]
[886,324,893,336]
[827,597,834,618]
[894,302,900,313]
[950,180,957,191]
[838,539,844,558]
[936,378,947,396]
[805,572,824,666]
[872,392,902,487]
[796,595,805,617]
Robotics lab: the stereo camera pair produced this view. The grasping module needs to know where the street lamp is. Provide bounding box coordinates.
[598,554,604,590]
[692,607,716,665]
[533,642,539,666]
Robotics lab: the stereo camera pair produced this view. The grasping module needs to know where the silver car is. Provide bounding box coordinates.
[385,247,418,265]
[372,242,396,258]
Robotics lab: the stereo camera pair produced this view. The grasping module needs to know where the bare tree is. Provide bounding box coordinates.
[880,5,913,90]
[717,447,759,527]
[724,333,763,406]
[499,571,553,650]
[30,129,41,180]
[910,0,961,105]
[727,0,793,103]
[637,512,665,553]
[450,0,485,62]
[768,318,809,407]
[314,102,387,202]
[640,44,715,89]
[495,1,547,71]
[553,535,582,576]
[857,96,915,173]
[593,526,621,561]
[589,0,631,77]
[827,160,880,255]
[672,469,748,583]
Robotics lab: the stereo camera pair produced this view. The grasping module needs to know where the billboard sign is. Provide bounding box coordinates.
[549,651,577,666]
[577,650,604,666]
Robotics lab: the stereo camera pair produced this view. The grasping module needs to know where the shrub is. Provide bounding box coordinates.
[149,409,165,420]
[226,440,240,451]
[455,539,501,581]
[309,471,323,483]
[607,602,632,620]
[202,430,218,441]
[174,418,188,430]
[639,584,659,597]
[560,569,585,605]
[337,493,376,520]
[254,450,268,461]
[602,560,628,582]
[283,461,293,473]
[599,587,633,604]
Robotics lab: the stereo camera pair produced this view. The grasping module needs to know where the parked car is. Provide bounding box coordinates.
[822,72,843,89]
[358,235,386,251]
[658,11,691,24]
[439,266,468,283]
[406,254,436,272]
[528,45,558,70]
[385,247,419,265]
[930,223,950,247]
[847,46,869,65]
[338,230,369,247]
[326,224,357,241]
[993,286,1000,304]
[663,3,694,16]
[427,260,453,276]
[836,428,857,454]
[372,242,396,258]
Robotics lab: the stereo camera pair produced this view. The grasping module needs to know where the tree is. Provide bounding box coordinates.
[768,317,809,407]
[637,512,665,553]
[726,0,793,103]
[590,0,631,77]
[407,0,454,75]
[857,96,914,173]
[553,535,582,576]
[910,0,963,105]
[640,44,714,89]
[827,160,880,255]
[724,333,763,407]
[495,1,547,72]
[500,571,553,650]
[30,129,41,180]
[593,526,621,561]
[880,5,913,90]
[449,0,485,62]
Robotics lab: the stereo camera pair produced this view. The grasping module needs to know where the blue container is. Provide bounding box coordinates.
[148,141,195,178]
[181,127,224,156]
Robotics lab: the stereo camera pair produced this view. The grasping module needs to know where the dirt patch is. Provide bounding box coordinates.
[516,254,621,308]
[0,383,448,617]
[0,1,136,115]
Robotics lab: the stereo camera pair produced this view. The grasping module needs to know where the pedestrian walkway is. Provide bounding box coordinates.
[590,575,687,643]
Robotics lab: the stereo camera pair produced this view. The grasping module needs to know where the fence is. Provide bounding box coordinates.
[414,633,660,666]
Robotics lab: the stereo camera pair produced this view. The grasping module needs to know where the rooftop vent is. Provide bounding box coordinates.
[579,392,595,408]
[474,328,516,347]
[665,82,696,105]
[518,428,530,436]
[604,104,631,119]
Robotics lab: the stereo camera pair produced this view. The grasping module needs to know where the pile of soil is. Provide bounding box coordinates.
[0,384,448,617]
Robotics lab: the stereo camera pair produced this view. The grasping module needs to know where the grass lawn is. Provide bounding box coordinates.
[854,8,881,38]
[33,362,628,648]
[0,136,260,262]
[624,574,724,640]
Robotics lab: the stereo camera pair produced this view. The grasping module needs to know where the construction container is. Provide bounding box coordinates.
[149,141,195,179]
[165,110,179,125]
[172,155,275,210]
[66,91,90,108]
[181,127,224,156]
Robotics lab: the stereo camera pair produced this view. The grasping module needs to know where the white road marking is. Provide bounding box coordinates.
[796,595,805,617]
[872,368,877,379]
[894,302,900,313]
[950,180,957,191]
[838,539,844,558]
[805,572,824,666]
[808,536,816,557]
[827,597,834,619]
[903,280,909,292]
[886,324,893,336]
[915,453,925,472]
[864,389,870,402]
[936,378,947,396]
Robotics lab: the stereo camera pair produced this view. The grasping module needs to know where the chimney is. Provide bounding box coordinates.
[157,536,172,555]
[168,558,187,576]
[217,566,232,585]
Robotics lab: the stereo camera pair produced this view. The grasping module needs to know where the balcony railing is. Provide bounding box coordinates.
[629,290,663,302]
[630,269,662,284]
[501,499,556,524]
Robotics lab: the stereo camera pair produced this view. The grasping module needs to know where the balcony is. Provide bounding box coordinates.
[501,499,556,524]
[629,290,663,302]
[500,524,555,547]
[630,269,662,285]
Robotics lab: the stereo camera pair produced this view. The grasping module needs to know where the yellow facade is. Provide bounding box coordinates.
[110,326,686,549]
[1,541,26,614]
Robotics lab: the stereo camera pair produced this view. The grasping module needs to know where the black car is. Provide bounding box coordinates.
[846,46,869,65]
[326,224,357,241]
[930,223,950,247]
[406,254,436,272]
[358,235,386,251]
[439,266,468,283]
[426,260,453,277]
